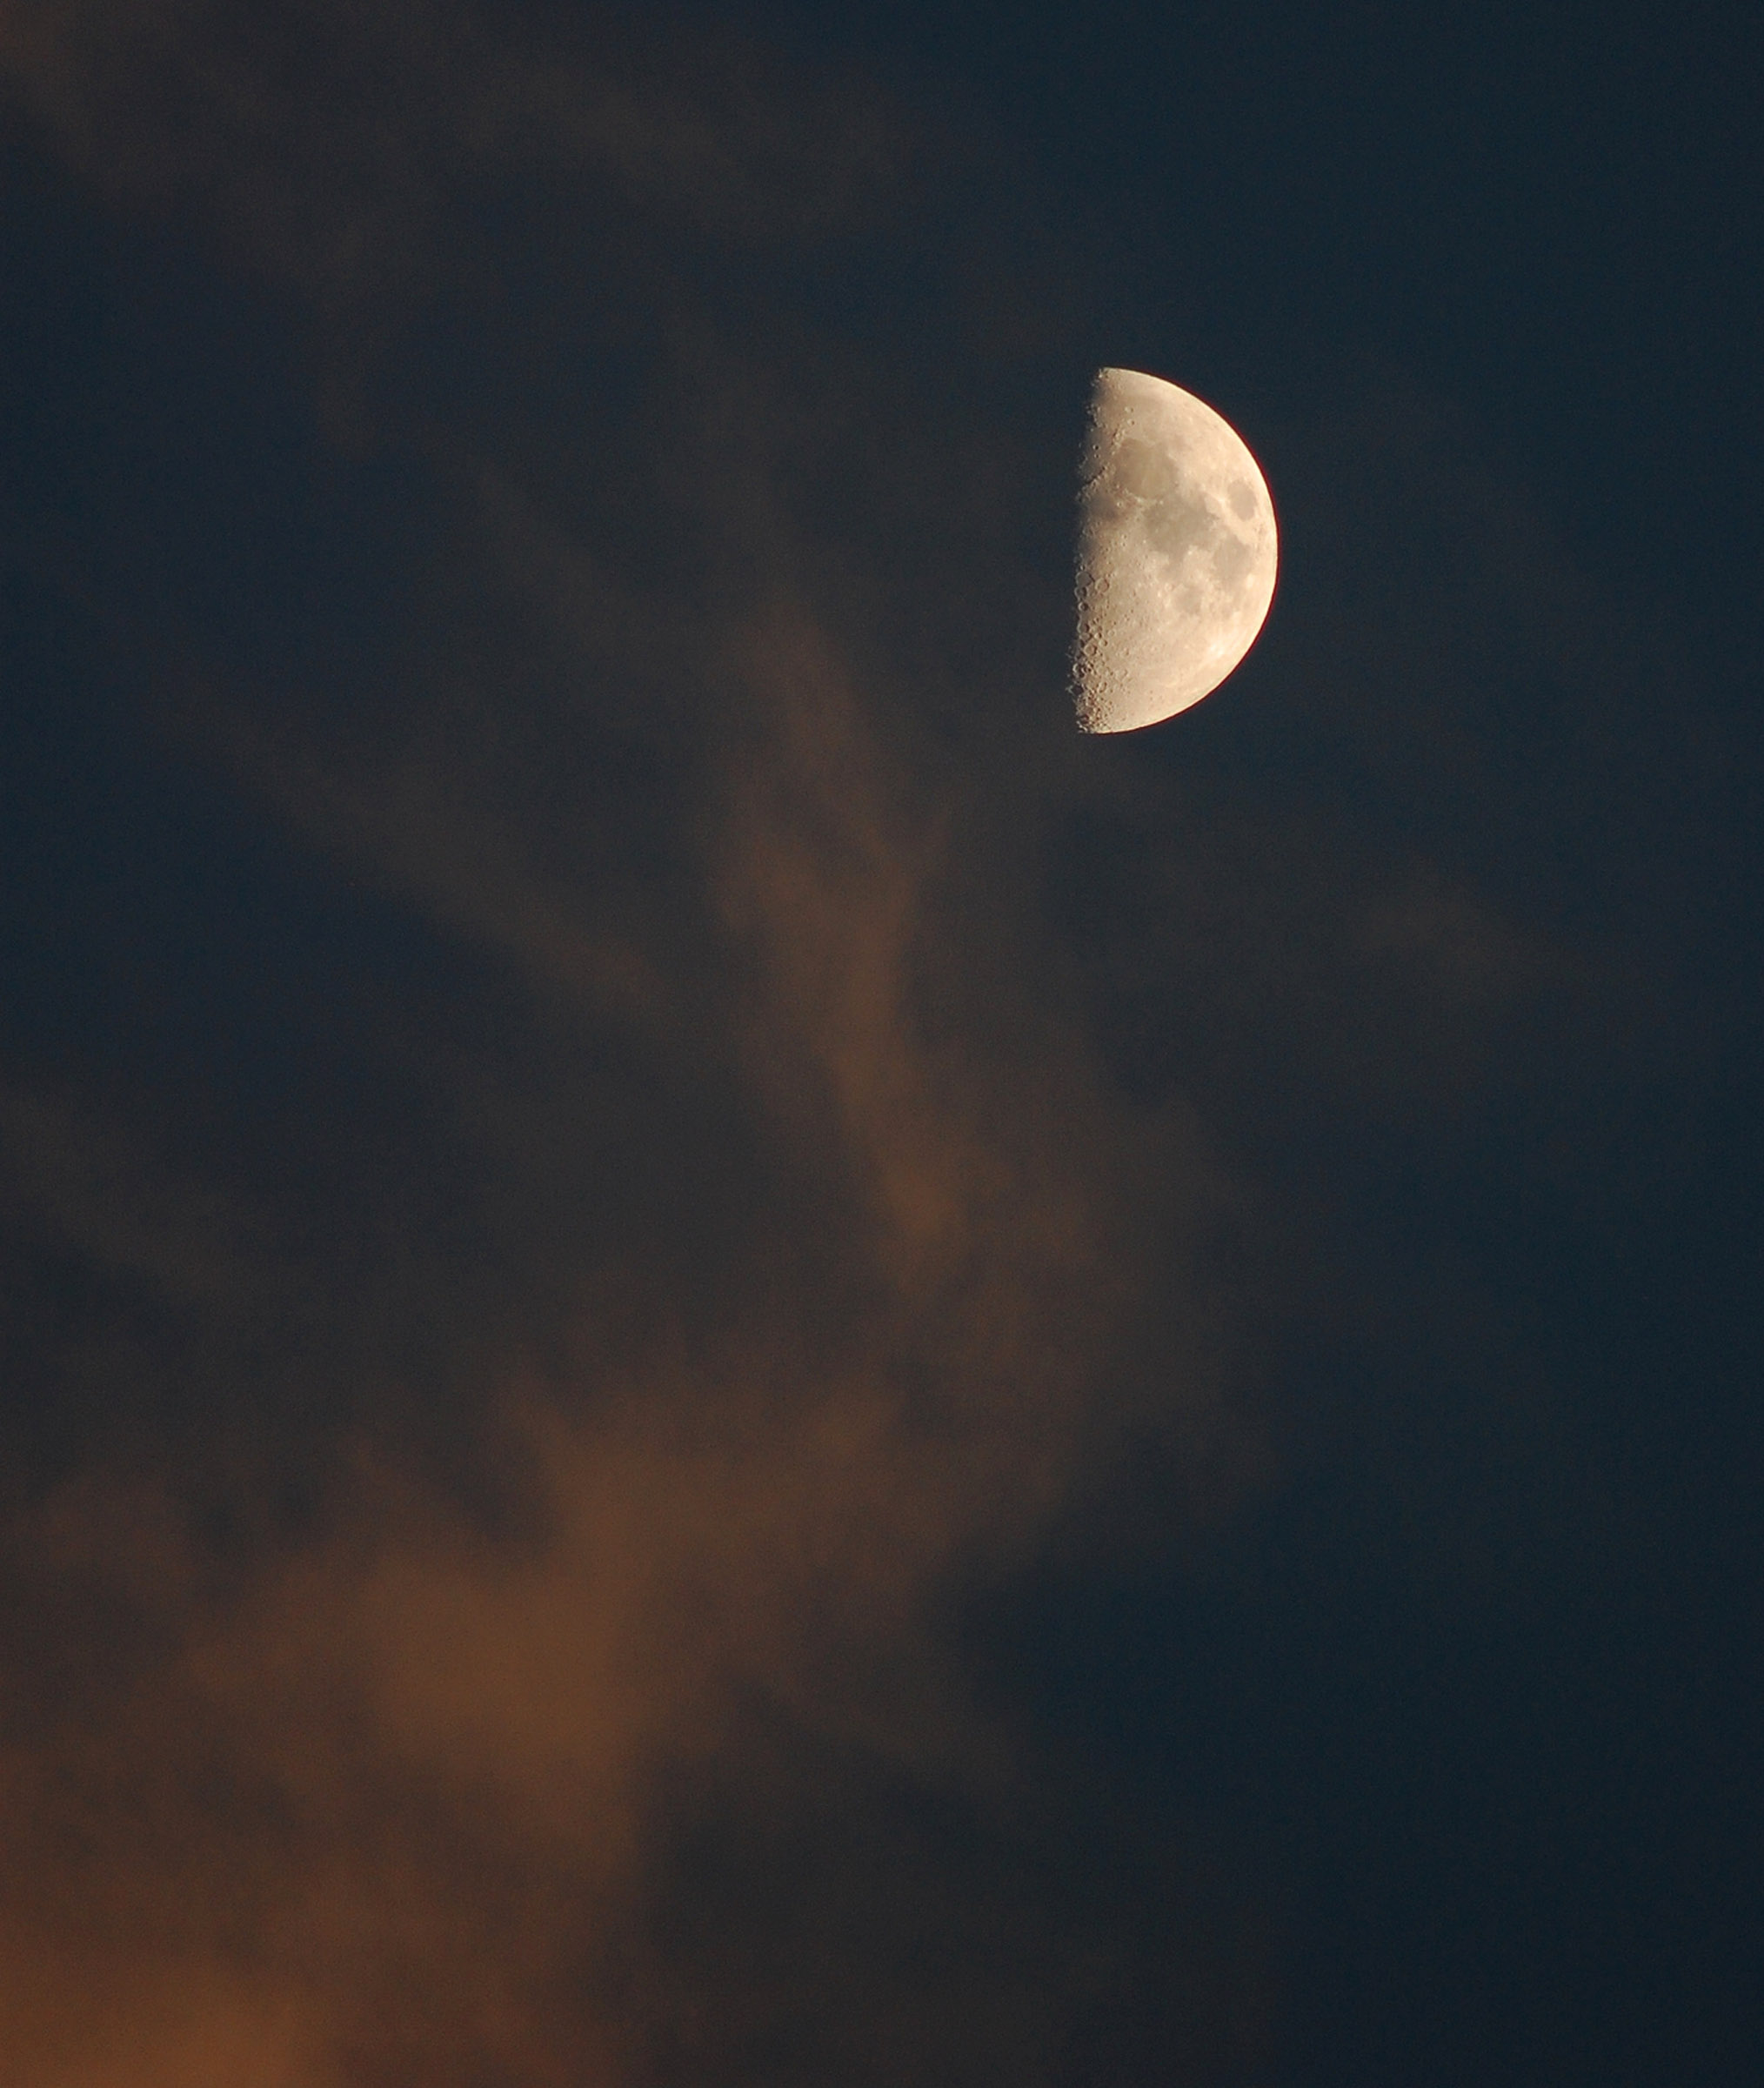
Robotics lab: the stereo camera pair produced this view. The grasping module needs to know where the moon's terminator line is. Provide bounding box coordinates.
[1072,367,1278,733]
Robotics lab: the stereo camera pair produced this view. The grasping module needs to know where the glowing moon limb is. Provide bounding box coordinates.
[1072,367,1278,733]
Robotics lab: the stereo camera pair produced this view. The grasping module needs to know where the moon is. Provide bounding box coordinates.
[1072,367,1278,733]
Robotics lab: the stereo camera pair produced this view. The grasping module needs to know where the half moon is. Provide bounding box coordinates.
[1072,367,1278,733]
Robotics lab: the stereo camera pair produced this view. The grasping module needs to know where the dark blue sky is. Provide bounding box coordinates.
[1,3,1760,2082]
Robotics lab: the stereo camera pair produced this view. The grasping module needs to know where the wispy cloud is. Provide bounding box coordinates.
[0,3,1667,2079]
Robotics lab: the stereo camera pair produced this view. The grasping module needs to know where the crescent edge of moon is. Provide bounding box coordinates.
[1072,367,1278,734]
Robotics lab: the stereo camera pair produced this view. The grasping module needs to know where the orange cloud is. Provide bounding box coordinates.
[0,8,1280,2080]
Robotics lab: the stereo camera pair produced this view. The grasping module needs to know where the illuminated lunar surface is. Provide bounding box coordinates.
[1072,367,1278,733]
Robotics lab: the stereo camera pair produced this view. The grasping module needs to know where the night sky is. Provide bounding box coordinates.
[2,3,1761,2083]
